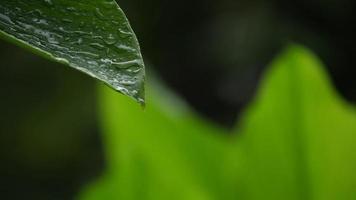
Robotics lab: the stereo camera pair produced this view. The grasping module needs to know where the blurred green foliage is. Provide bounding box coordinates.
[79,45,356,200]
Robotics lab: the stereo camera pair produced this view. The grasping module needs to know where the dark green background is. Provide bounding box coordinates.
[0,0,355,199]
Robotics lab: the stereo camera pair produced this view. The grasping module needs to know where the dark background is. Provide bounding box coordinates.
[0,0,355,199]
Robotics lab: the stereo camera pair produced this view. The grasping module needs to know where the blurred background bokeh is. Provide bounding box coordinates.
[0,0,355,199]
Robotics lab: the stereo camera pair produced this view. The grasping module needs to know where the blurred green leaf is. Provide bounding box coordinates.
[235,45,356,200]
[79,45,356,200]
[0,0,145,103]
[80,80,232,200]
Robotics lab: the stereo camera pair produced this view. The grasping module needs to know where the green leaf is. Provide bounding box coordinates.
[0,0,145,103]
[79,80,232,200]
[234,45,356,200]
[79,45,356,200]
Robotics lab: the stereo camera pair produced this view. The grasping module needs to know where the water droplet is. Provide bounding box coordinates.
[74,51,100,59]
[137,98,145,105]
[95,8,106,20]
[66,7,76,12]
[112,60,141,69]
[71,38,83,45]
[73,30,90,35]
[118,28,131,38]
[103,33,117,45]
[61,18,73,23]
[47,36,59,44]
[111,20,120,25]
[89,42,105,50]
[119,79,136,86]
[27,9,44,18]
[33,18,48,25]
[0,13,14,25]
[132,90,139,95]
[126,65,142,74]
[114,43,135,52]
[87,60,98,66]
[103,1,116,9]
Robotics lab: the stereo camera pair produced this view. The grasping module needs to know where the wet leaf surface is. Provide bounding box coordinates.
[0,0,145,103]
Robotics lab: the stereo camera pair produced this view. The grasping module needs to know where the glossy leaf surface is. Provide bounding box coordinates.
[0,0,145,103]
